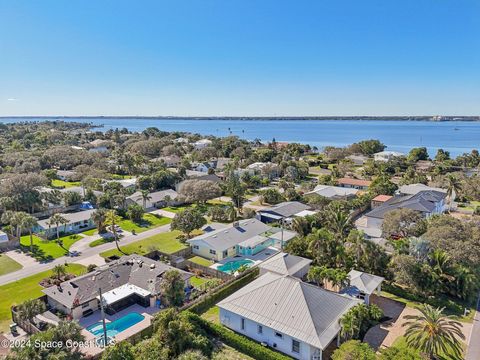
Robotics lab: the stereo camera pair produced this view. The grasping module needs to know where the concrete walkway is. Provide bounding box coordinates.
[150,208,176,218]
[0,224,172,286]
[3,250,37,268]
[466,293,480,360]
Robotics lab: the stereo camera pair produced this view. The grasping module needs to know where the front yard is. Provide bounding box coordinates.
[0,263,86,332]
[100,230,188,258]
[189,256,214,267]
[0,254,22,276]
[117,213,171,233]
[20,234,82,261]
[51,179,81,188]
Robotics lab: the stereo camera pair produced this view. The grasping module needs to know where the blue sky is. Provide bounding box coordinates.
[1,0,479,116]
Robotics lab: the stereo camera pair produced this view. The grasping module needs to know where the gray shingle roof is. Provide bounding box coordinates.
[187,218,271,251]
[307,185,358,198]
[258,201,311,218]
[365,190,446,219]
[218,272,360,349]
[127,189,178,205]
[37,209,96,229]
[42,255,192,308]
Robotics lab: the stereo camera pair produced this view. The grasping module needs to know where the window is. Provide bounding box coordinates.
[257,325,263,334]
[223,250,228,257]
[292,339,300,353]
[193,245,199,250]
[209,249,216,255]
[241,318,245,330]
[81,302,89,309]
[275,332,283,339]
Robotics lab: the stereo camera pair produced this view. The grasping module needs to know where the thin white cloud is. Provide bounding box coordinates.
[7,98,18,101]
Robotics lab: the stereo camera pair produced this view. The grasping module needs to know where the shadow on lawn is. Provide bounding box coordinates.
[19,244,55,263]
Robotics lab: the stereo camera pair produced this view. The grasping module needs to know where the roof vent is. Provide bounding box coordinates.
[150,264,156,269]
[233,221,239,227]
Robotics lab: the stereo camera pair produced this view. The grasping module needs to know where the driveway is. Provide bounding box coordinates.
[0,224,172,287]
[364,295,472,352]
[466,293,480,360]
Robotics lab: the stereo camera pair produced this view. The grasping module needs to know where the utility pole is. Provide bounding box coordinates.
[98,287,108,347]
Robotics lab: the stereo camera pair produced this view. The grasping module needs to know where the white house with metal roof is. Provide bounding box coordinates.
[218,272,361,360]
[256,201,313,224]
[187,218,297,261]
[340,270,384,305]
[35,209,96,238]
[306,185,359,200]
[259,252,312,279]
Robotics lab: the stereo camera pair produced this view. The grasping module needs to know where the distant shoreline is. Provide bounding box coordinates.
[1,116,480,121]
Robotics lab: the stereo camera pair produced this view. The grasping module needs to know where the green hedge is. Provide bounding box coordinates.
[187,268,259,314]
[185,311,293,360]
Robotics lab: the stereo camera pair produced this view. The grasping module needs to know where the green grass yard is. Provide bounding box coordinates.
[201,305,220,324]
[0,254,22,276]
[391,336,464,360]
[117,213,171,233]
[0,264,86,333]
[100,230,188,258]
[189,256,214,267]
[162,204,193,213]
[190,276,209,288]
[20,234,82,261]
[51,179,81,188]
[81,228,98,236]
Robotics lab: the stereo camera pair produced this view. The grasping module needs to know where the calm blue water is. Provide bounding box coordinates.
[217,259,254,274]
[1,117,479,157]
[86,312,144,338]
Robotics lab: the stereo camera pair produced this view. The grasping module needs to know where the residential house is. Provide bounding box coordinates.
[259,252,312,279]
[218,272,361,360]
[256,201,314,224]
[355,190,447,242]
[213,157,231,171]
[370,195,393,208]
[0,230,8,244]
[105,178,137,190]
[346,154,369,166]
[306,185,358,200]
[415,160,434,173]
[149,155,181,168]
[35,209,96,238]
[193,139,213,149]
[398,183,447,196]
[56,170,77,181]
[125,189,180,209]
[337,178,371,190]
[187,219,297,261]
[192,162,213,173]
[42,255,192,319]
[246,162,281,179]
[340,270,384,305]
[373,151,405,162]
[175,172,222,191]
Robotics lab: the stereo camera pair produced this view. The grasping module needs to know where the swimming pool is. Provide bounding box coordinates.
[217,259,254,274]
[86,312,145,338]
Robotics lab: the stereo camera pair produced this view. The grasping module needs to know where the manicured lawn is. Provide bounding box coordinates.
[207,199,230,206]
[0,264,86,332]
[212,345,255,360]
[20,234,81,261]
[190,276,209,288]
[117,213,171,233]
[162,204,193,213]
[382,283,476,323]
[89,237,113,248]
[0,254,22,276]
[189,256,214,267]
[51,179,81,188]
[81,228,98,236]
[100,230,188,258]
[201,305,220,324]
[458,200,480,211]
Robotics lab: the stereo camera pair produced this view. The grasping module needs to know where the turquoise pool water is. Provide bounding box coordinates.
[86,312,145,338]
[217,259,254,274]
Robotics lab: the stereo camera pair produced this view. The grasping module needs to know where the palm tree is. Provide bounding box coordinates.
[47,213,68,246]
[20,214,39,252]
[403,304,465,359]
[226,204,236,222]
[16,298,46,324]
[307,265,329,287]
[330,269,350,291]
[106,209,122,253]
[52,264,67,280]
[140,189,152,209]
[339,311,360,341]
[91,208,107,233]
[445,174,461,211]
[453,266,477,301]
[325,203,352,238]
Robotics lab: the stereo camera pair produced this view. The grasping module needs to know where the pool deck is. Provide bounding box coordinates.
[210,246,280,273]
[79,303,157,357]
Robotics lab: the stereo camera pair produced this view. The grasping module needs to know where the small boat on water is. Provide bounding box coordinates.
[454,127,460,131]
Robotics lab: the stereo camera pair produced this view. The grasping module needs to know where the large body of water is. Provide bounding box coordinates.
[1,117,479,157]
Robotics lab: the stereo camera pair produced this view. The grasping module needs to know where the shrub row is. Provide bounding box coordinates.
[186,267,259,314]
[185,312,293,360]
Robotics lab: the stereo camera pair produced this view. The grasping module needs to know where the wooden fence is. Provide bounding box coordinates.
[182,259,233,281]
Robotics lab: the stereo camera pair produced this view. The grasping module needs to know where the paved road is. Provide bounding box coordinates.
[0,224,172,286]
[466,293,480,360]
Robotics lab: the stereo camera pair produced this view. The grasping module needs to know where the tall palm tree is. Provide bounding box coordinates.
[106,209,122,253]
[20,214,39,252]
[91,208,107,233]
[339,311,360,341]
[325,203,352,238]
[140,189,152,209]
[16,298,46,324]
[445,174,461,211]
[47,213,68,246]
[403,304,465,359]
[52,264,67,280]
[454,266,477,301]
